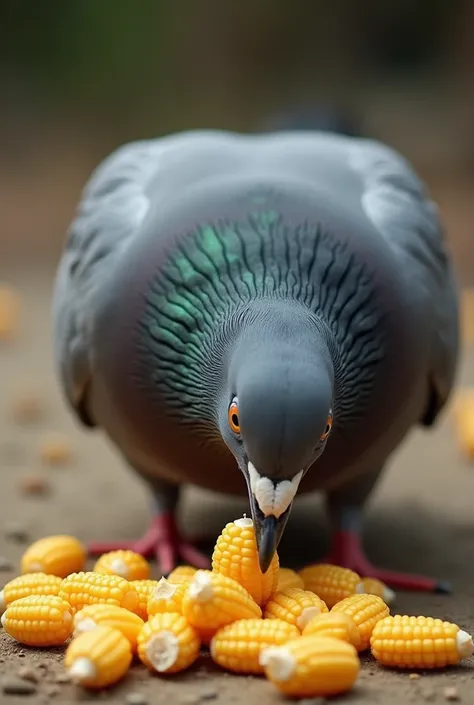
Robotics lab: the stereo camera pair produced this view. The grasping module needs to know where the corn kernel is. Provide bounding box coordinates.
[59,572,139,615]
[331,593,390,651]
[167,566,197,585]
[147,577,187,617]
[264,588,328,632]
[370,615,474,669]
[0,284,20,340]
[212,516,279,606]
[21,535,86,578]
[277,568,304,592]
[359,577,395,605]
[210,618,300,674]
[1,594,73,646]
[137,612,201,673]
[65,625,132,688]
[73,604,144,651]
[302,611,361,649]
[298,563,363,608]
[0,573,62,615]
[93,550,150,581]
[130,579,159,621]
[39,433,72,467]
[182,569,262,635]
[260,635,360,698]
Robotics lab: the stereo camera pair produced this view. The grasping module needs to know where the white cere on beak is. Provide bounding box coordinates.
[247,463,303,519]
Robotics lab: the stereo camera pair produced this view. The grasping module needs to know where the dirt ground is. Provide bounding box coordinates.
[1,263,474,705]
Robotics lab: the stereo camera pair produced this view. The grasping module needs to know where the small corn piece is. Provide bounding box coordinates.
[0,572,62,615]
[131,579,159,620]
[65,625,132,688]
[331,593,390,651]
[93,550,150,581]
[167,566,197,585]
[360,577,395,605]
[0,284,20,340]
[1,594,73,646]
[73,604,145,651]
[263,588,328,632]
[302,612,361,649]
[277,568,304,592]
[182,569,262,634]
[370,615,474,669]
[210,618,300,674]
[39,433,72,467]
[212,516,279,606]
[137,612,201,673]
[147,577,187,617]
[59,572,139,615]
[21,535,86,578]
[298,563,363,608]
[260,635,360,698]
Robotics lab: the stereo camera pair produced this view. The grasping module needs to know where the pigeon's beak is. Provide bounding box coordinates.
[245,462,304,573]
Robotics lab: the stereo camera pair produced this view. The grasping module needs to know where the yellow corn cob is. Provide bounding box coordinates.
[130,579,159,620]
[21,535,87,578]
[360,577,395,605]
[59,572,139,615]
[298,564,363,608]
[73,604,145,651]
[65,625,132,688]
[1,594,73,646]
[370,615,474,669]
[93,550,150,581]
[260,635,360,698]
[331,593,390,651]
[210,618,300,674]
[147,577,187,617]
[277,568,304,592]
[211,516,279,606]
[137,612,201,674]
[167,566,197,585]
[263,588,328,632]
[182,569,262,634]
[0,573,62,615]
[302,612,361,649]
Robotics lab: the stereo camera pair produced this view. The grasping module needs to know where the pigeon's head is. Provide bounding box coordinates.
[218,301,334,573]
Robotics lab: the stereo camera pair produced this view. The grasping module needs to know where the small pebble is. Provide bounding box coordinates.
[200,690,218,701]
[125,694,149,705]
[0,556,13,571]
[4,521,29,543]
[1,677,37,695]
[54,673,70,684]
[409,673,420,680]
[19,475,51,496]
[444,686,460,701]
[17,668,38,684]
[39,434,72,467]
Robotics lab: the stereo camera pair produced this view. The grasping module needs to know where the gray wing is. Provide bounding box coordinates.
[51,138,166,426]
[347,137,460,425]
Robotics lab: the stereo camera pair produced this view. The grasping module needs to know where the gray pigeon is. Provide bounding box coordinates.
[52,129,459,591]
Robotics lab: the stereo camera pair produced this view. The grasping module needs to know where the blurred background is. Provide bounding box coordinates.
[1,0,474,276]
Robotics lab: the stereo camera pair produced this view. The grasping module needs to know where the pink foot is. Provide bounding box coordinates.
[322,531,451,594]
[87,513,211,575]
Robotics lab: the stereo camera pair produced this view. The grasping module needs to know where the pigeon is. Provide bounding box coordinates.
[52,129,460,590]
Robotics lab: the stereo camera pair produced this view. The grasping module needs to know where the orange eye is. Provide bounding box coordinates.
[321,413,333,440]
[228,399,241,435]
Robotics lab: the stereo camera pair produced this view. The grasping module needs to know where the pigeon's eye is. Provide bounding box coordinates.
[228,399,241,435]
[321,413,333,440]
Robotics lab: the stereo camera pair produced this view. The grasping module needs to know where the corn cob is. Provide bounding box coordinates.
[93,550,150,581]
[260,635,360,698]
[137,612,201,674]
[130,579,159,621]
[1,594,73,646]
[370,615,474,669]
[331,593,389,651]
[167,566,197,585]
[147,577,187,618]
[210,618,300,674]
[21,535,86,578]
[211,516,279,606]
[302,611,361,649]
[73,604,145,651]
[359,577,395,605]
[59,572,139,615]
[182,570,262,634]
[65,625,132,688]
[298,564,363,608]
[277,568,304,592]
[263,588,328,632]
[0,573,62,615]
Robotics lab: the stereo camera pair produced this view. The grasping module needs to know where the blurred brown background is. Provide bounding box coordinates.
[1,0,473,279]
